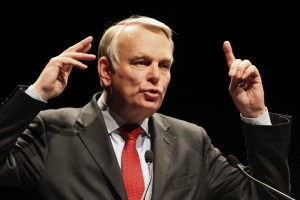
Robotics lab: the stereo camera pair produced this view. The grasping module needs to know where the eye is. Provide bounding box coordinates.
[132,60,150,66]
[159,62,171,70]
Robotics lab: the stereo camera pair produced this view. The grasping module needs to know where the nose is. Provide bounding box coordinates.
[147,64,160,84]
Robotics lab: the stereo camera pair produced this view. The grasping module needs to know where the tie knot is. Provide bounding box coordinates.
[119,124,142,141]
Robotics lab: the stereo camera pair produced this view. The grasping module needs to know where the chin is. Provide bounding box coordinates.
[144,99,161,107]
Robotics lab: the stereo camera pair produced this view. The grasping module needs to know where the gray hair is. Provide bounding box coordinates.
[97,15,174,70]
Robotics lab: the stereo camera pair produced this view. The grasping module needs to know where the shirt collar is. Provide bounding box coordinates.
[97,93,149,136]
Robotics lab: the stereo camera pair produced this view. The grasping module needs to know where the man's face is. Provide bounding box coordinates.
[107,25,173,122]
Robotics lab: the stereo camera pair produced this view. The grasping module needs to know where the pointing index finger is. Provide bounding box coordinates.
[223,41,235,68]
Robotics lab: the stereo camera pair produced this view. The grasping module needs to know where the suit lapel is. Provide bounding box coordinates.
[75,93,127,200]
[150,114,177,200]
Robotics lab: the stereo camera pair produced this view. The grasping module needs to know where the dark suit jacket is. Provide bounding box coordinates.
[0,86,292,199]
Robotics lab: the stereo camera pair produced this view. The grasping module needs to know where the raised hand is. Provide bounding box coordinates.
[33,36,96,101]
[223,41,265,118]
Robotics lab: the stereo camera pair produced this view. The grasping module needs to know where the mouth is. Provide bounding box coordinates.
[144,89,161,100]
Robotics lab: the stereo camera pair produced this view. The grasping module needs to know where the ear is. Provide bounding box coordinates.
[98,56,112,87]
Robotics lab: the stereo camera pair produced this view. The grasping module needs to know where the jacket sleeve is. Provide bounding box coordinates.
[243,112,292,197]
[205,112,292,199]
[0,85,46,189]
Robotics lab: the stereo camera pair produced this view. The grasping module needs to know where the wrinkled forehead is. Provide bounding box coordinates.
[117,25,174,63]
[119,24,173,49]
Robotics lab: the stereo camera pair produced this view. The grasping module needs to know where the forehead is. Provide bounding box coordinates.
[121,24,168,38]
[118,24,173,57]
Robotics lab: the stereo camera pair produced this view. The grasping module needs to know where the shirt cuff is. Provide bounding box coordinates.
[25,85,47,103]
[240,107,272,125]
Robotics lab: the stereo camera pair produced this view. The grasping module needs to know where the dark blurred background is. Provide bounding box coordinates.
[1,1,299,199]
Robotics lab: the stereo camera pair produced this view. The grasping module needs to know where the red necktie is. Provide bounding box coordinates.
[119,124,145,200]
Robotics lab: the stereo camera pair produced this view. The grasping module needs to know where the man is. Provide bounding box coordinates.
[0,15,292,199]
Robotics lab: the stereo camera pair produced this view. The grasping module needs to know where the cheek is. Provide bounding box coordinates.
[115,72,144,92]
[128,71,148,85]
[162,75,171,88]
